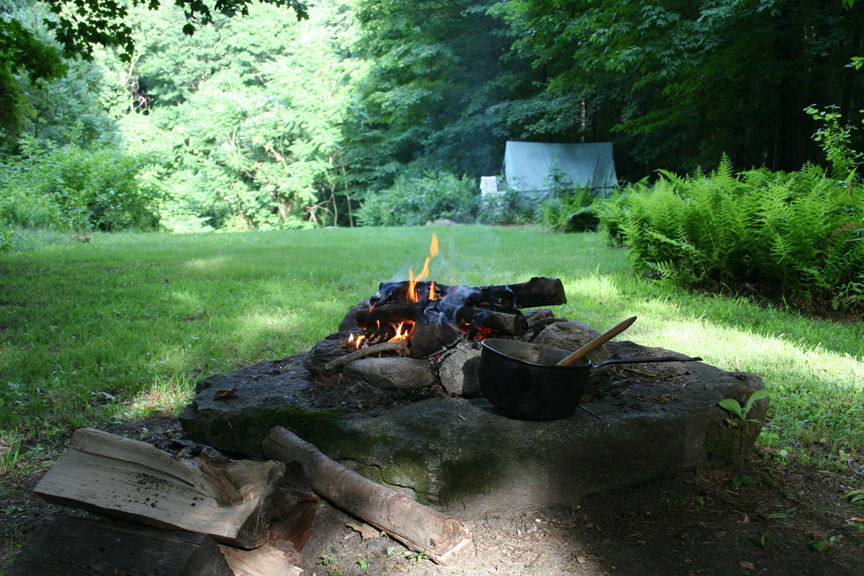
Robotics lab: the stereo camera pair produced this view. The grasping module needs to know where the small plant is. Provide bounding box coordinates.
[805,104,863,178]
[719,389,771,423]
[1,443,23,474]
[810,534,841,554]
[319,555,335,566]
[403,550,429,563]
[0,226,15,252]
[357,557,369,570]
[732,475,754,488]
[845,488,864,505]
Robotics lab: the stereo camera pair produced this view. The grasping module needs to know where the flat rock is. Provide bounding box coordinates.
[180,341,767,516]
[343,357,435,391]
[438,344,482,397]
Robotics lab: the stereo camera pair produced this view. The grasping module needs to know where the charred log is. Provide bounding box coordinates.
[354,302,526,338]
[370,277,565,311]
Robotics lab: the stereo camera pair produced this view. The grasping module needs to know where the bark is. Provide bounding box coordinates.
[262,426,474,566]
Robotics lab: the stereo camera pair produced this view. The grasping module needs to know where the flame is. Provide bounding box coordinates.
[390,321,414,342]
[430,281,436,300]
[347,333,366,350]
[408,233,439,303]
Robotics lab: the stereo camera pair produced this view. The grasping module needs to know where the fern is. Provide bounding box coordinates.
[603,156,864,313]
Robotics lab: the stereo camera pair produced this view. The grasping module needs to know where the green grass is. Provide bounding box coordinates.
[1,226,862,466]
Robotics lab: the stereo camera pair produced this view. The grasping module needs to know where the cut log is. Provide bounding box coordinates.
[34,428,285,549]
[370,276,566,311]
[508,276,567,308]
[7,513,211,576]
[263,426,474,566]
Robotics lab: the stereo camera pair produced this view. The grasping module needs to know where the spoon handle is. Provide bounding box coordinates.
[556,316,637,366]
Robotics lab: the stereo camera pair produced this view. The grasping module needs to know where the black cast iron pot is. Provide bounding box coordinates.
[479,338,701,421]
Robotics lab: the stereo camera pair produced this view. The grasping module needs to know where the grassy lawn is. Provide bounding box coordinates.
[1,225,862,470]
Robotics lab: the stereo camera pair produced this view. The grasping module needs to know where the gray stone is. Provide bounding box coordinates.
[343,357,435,391]
[180,342,767,518]
[438,344,482,397]
[533,320,612,362]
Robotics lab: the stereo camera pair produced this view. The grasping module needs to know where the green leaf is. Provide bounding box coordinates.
[744,388,771,415]
[718,398,743,419]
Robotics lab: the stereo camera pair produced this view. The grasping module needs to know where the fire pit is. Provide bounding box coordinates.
[180,236,769,516]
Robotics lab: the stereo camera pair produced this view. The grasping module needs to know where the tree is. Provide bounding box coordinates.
[103,0,357,230]
[491,0,864,177]
[44,0,308,60]
[345,0,523,192]
[0,9,66,149]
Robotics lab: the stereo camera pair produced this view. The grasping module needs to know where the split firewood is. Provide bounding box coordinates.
[263,426,474,566]
[34,428,285,549]
[324,340,408,370]
[183,538,305,576]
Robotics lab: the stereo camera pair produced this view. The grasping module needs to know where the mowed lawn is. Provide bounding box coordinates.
[1,225,862,467]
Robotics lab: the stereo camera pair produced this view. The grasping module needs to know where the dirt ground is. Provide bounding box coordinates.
[2,418,863,576]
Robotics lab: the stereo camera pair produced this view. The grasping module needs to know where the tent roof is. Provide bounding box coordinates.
[503,141,618,192]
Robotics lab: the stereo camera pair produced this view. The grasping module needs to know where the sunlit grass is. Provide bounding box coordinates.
[1,226,862,466]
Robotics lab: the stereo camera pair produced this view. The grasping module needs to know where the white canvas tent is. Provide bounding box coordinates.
[503,141,618,193]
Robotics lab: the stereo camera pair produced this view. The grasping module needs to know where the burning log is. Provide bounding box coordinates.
[354,304,527,337]
[263,426,474,566]
[370,276,566,311]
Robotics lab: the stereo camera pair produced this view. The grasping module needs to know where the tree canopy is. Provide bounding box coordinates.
[2,0,863,230]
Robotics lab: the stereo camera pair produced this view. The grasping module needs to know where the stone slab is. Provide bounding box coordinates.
[180,342,767,516]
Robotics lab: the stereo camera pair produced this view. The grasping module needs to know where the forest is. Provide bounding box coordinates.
[2,0,863,232]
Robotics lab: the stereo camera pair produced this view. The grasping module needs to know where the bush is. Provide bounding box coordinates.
[539,186,600,232]
[0,144,160,231]
[598,156,864,312]
[357,171,479,226]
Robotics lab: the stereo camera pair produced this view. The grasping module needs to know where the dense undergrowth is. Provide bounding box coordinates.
[597,157,864,317]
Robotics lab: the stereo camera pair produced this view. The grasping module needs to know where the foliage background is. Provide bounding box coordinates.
[3,0,864,234]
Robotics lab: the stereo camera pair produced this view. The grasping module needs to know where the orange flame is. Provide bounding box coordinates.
[347,333,366,350]
[408,233,439,303]
[390,321,414,342]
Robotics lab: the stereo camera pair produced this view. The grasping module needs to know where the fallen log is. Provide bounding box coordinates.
[262,426,474,566]
[34,428,285,549]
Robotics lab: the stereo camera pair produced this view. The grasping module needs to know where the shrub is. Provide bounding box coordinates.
[539,186,600,232]
[598,156,864,312]
[476,180,537,225]
[357,171,479,226]
[0,144,160,231]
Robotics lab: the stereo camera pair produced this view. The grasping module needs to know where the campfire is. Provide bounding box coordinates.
[323,234,568,372]
[305,234,569,410]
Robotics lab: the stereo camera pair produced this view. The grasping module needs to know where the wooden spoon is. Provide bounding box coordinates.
[555,316,637,366]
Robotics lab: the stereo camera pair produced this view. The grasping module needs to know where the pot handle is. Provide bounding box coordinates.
[591,356,702,368]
